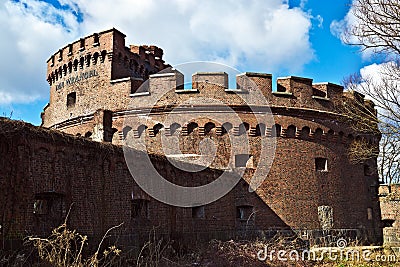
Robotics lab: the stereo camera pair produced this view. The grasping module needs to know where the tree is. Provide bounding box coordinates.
[344,0,400,55]
[342,0,400,184]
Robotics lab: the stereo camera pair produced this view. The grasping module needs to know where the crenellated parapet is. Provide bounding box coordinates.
[127,70,374,116]
[46,28,169,86]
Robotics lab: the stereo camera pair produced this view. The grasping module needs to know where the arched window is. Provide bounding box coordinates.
[122,126,132,139]
[221,122,233,135]
[347,134,354,142]
[271,124,281,137]
[255,123,266,136]
[300,126,310,139]
[73,59,78,71]
[327,129,334,141]
[137,125,148,138]
[314,128,323,140]
[170,123,181,135]
[79,57,84,69]
[338,131,344,142]
[286,125,296,138]
[153,123,164,136]
[187,122,198,134]
[67,92,76,108]
[204,122,216,135]
[238,122,249,136]
[86,54,91,67]
[68,62,72,73]
[84,131,92,138]
[93,52,99,65]
[101,50,107,63]
[93,33,99,45]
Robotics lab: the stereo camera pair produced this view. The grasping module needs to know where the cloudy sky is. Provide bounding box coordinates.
[0,0,386,125]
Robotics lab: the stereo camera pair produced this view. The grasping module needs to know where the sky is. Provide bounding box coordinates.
[0,0,386,125]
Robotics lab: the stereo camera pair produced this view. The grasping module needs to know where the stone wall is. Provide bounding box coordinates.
[379,184,400,254]
[0,117,382,250]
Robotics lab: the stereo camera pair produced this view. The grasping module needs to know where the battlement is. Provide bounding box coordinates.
[46,28,168,85]
[379,184,400,197]
[126,70,373,115]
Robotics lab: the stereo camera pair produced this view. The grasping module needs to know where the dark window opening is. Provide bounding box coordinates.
[338,131,344,142]
[67,92,76,108]
[255,123,266,136]
[58,49,63,61]
[271,124,281,137]
[170,123,181,135]
[79,38,85,51]
[367,208,373,220]
[131,199,149,219]
[286,125,296,138]
[382,219,395,228]
[153,123,164,136]
[137,125,148,138]
[277,84,286,92]
[314,128,323,140]
[238,122,249,135]
[364,164,373,176]
[187,122,198,134]
[236,205,254,220]
[122,126,132,139]
[221,122,233,135]
[33,192,64,217]
[33,199,48,215]
[235,154,252,168]
[192,206,205,219]
[93,33,99,45]
[315,158,328,172]
[204,122,216,135]
[68,44,73,55]
[73,59,78,71]
[93,52,99,65]
[84,131,92,138]
[301,126,310,139]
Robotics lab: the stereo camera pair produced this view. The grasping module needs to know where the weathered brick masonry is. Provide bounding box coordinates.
[379,184,400,254]
[0,28,383,249]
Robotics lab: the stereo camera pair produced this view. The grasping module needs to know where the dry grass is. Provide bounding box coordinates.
[26,207,123,267]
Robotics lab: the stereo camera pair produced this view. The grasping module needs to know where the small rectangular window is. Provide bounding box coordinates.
[236,205,254,220]
[367,208,373,220]
[364,165,373,176]
[93,33,100,46]
[131,199,149,219]
[67,92,76,108]
[315,158,327,172]
[235,154,253,168]
[192,206,205,219]
[79,38,85,51]
[33,199,48,215]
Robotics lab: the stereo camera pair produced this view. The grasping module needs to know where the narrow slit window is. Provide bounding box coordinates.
[235,154,253,168]
[192,206,205,219]
[315,158,327,172]
[67,92,76,108]
[131,199,149,219]
[236,205,254,220]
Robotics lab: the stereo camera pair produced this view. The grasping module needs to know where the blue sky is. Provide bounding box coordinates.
[0,0,384,125]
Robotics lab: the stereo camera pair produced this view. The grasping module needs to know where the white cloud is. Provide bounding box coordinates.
[330,0,380,60]
[1,0,316,105]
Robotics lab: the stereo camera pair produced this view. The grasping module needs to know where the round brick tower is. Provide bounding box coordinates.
[41,29,382,244]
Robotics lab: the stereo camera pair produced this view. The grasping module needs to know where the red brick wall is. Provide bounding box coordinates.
[0,118,382,250]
